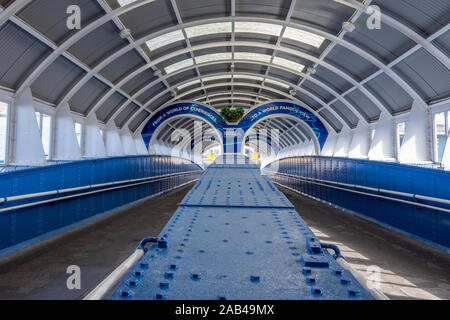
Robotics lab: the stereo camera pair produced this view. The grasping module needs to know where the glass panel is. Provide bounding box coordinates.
[74,122,82,147]
[146,30,185,52]
[273,56,304,72]
[36,112,41,129]
[234,52,272,63]
[177,79,201,90]
[185,22,231,38]
[41,114,51,159]
[196,53,232,64]
[283,27,325,48]
[117,0,136,6]
[235,22,282,37]
[0,102,8,164]
[204,75,231,82]
[435,112,447,163]
[397,122,405,148]
[264,78,290,89]
[233,74,264,82]
[164,58,194,74]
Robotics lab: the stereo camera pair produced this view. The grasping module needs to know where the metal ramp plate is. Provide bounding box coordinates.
[181,168,293,208]
[110,160,373,300]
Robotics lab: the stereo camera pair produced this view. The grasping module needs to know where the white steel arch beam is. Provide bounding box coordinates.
[106,61,346,127]
[0,0,31,27]
[116,67,351,132]
[334,0,450,70]
[15,12,431,118]
[85,41,389,124]
[14,0,158,96]
[133,97,335,149]
[193,91,274,102]
[45,16,431,120]
[127,79,344,135]
[207,97,264,105]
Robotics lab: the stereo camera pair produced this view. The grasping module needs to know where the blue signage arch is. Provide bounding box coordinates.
[141,101,329,153]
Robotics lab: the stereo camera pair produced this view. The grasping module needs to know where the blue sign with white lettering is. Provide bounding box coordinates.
[141,102,328,152]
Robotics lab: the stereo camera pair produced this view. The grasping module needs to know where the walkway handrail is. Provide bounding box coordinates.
[0,170,202,213]
[265,170,450,213]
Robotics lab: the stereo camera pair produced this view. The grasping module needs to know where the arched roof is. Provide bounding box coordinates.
[0,0,448,138]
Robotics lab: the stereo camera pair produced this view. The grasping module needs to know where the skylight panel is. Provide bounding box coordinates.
[196,53,232,64]
[264,78,290,89]
[177,79,201,90]
[283,27,325,48]
[185,22,232,38]
[206,93,229,99]
[233,74,264,82]
[146,30,185,51]
[234,52,272,63]
[235,22,283,37]
[203,75,231,82]
[164,58,194,74]
[117,0,137,6]
[234,95,254,100]
[272,56,304,72]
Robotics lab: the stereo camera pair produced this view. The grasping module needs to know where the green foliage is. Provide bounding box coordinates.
[220,107,245,123]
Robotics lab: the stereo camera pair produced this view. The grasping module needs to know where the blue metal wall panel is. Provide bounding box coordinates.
[264,156,450,251]
[0,156,202,251]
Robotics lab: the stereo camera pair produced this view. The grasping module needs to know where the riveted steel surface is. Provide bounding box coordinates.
[110,158,373,300]
[181,168,293,209]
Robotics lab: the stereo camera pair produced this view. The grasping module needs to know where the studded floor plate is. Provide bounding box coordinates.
[110,161,373,300]
[181,168,293,208]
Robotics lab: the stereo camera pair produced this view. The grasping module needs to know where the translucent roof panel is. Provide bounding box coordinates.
[146,30,185,51]
[164,58,194,74]
[264,78,290,89]
[235,22,283,37]
[273,56,304,72]
[233,74,264,82]
[185,22,232,38]
[117,0,136,6]
[283,27,325,48]
[203,75,231,82]
[177,79,201,90]
[234,52,272,63]
[144,22,324,54]
[196,53,233,64]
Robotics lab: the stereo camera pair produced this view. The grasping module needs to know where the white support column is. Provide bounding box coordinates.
[368,113,395,161]
[321,131,338,156]
[105,122,124,156]
[84,114,106,158]
[11,88,46,165]
[398,101,431,163]
[120,126,137,155]
[348,122,370,159]
[334,128,352,157]
[53,102,81,161]
[133,133,148,155]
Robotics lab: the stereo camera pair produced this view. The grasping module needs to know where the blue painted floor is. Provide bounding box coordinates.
[110,158,373,300]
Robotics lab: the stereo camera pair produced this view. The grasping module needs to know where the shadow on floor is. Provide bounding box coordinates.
[278,186,450,300]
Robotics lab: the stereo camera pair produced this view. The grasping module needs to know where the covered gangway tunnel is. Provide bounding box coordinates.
[0,0,449,300]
